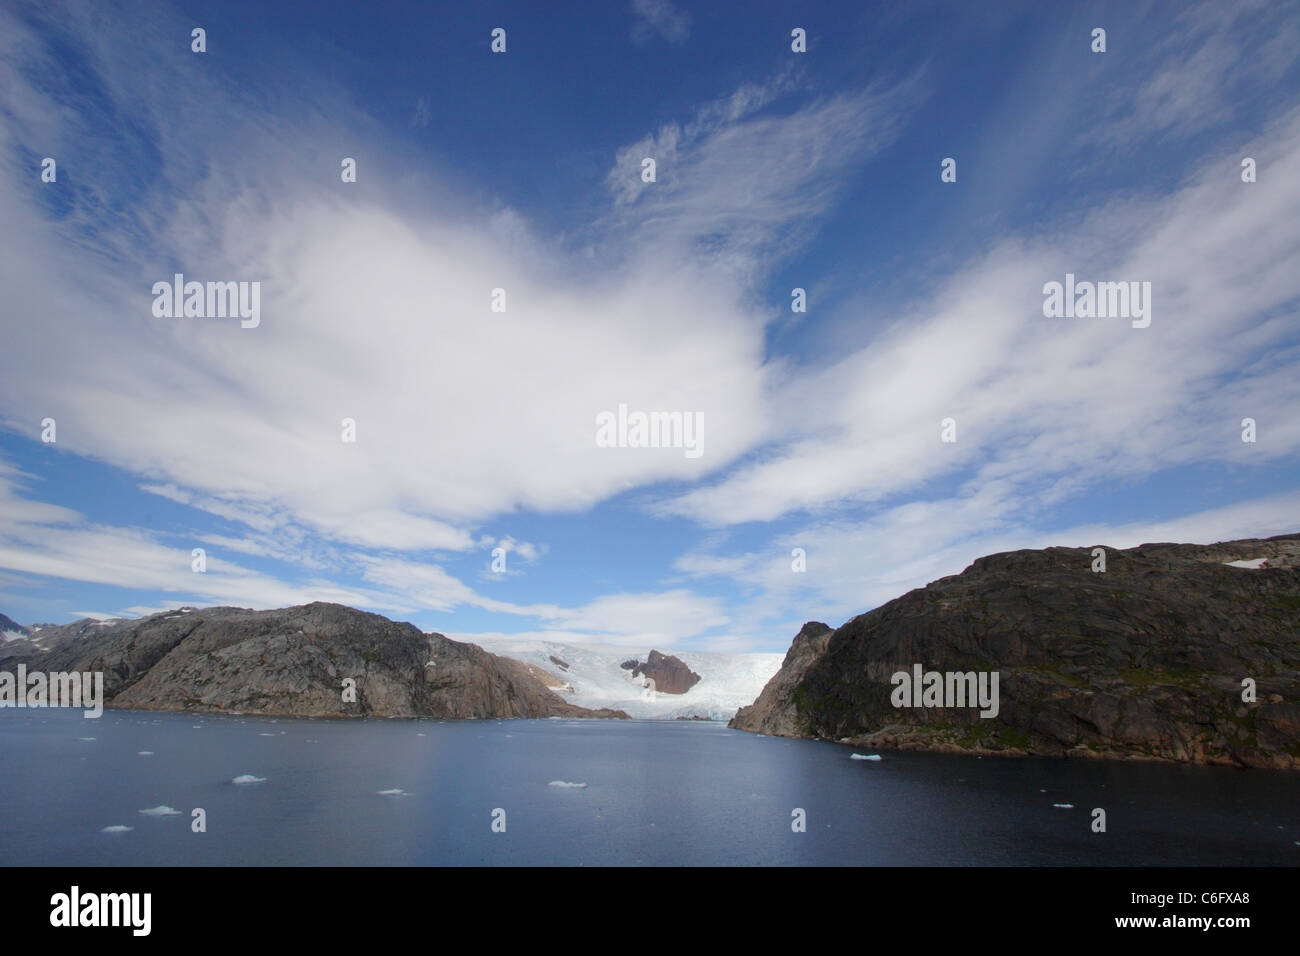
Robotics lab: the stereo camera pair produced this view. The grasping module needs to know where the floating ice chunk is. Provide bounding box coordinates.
[548,780,588,788]
[76,737,96,742]
[1225,558,1269,569]
[851,753,882,761]
[232,774,266,785]
[101,825,133,833]
[1052,803,1074,809]
[416,733,426,737]
[137,751,154,756]
[377,788,412,797]
[139,806,181,816]
[257,733,275,737]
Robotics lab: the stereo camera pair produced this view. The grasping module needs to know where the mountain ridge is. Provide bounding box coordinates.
[0,602,628,720]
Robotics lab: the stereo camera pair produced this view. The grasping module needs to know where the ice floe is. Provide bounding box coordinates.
[101,825,133,833]
[232,774,266,784]
[1052,803,1074,809]
[138,806,181,816]
[851,753,882,761]
[548,780,588,788]
[377,788,412,797]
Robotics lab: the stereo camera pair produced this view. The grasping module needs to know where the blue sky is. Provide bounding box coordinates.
[1,0,1298,651]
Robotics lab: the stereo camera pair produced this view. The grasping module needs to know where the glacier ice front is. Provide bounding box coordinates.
[457,636,782,720]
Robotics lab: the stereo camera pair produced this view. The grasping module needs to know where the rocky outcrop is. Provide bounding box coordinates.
[731,622,832,737]
[627,650,702,695]
[0,602,627,720]
[0,613,29,639]
[730,535,1300,769]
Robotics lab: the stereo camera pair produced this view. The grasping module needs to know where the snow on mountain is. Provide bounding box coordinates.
[0,613,30,641]
[462,636,782,720]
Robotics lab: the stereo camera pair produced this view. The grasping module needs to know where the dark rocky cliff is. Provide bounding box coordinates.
[731,535,1300,768]
[0,602,627,720]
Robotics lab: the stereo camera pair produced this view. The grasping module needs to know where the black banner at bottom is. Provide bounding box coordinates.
[1,866,1280,943]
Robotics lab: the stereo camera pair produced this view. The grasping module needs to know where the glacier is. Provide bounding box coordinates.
[462,636,782,721]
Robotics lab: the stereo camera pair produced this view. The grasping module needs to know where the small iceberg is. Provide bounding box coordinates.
[232,774,266,785]
[377,788,412,797]
[851,753,882,761]
[548,780,588,788]
[137,751,154,756]
[257,733,275,736]
[76,737,96,742]
[1052,803,1074,809]
[138,806,181,816]
[101,825,133,833]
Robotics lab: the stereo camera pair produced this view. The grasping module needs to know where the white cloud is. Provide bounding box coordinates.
[630,0,690,46]
[657,104,1300,526]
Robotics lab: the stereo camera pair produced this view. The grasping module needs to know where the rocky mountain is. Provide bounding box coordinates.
[0,612,29,641]
[0,602,627,720]
[620,649,702,695]
[731,535,1300,769]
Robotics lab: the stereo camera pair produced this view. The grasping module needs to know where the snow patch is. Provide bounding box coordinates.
[1225,558,1270,569]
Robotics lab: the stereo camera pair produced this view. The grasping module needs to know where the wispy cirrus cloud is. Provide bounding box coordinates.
[629,0,691,47]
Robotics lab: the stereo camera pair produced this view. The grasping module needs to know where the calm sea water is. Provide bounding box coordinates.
[1,709,1296,865]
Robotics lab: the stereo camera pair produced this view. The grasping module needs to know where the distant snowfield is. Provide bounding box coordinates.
[463,636,783,720]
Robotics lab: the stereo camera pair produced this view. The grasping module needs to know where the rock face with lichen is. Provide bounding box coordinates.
[731,535,1300,769]
[0,602,627,720]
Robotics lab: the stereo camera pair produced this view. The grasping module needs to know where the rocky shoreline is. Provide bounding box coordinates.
[731,535,1300,769]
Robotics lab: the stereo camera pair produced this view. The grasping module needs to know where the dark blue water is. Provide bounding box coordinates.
[1,709,1297,865]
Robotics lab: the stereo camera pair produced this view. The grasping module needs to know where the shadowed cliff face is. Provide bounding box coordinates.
[731,535,1300,769]
[0,602,627,720]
